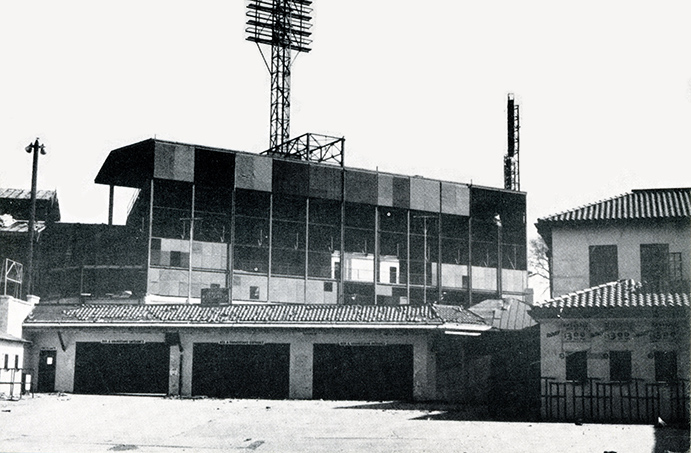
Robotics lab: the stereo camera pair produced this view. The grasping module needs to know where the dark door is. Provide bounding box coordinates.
[37,350,57,393]
[313,344,414,401]
[192,343,290,399]
[73,342,169,394]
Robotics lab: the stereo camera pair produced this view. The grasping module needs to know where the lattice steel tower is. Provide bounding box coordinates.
[246,0,313,151]
[504,93,520,191]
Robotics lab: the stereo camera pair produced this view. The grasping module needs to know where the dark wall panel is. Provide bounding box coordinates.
[345,170,378,205]
[392,177,410,208]
[194,148,235,188]
[273,160,309,197]
[309,165,342,200]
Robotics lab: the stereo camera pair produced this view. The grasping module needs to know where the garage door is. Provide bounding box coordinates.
[192,343,290,399]
[313,344,413,401]
[74,342,169,394]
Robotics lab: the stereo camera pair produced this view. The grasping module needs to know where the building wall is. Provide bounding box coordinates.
[539,316,690,382]
[99,142,528,307]
[25,326,438,401]
[0,339,26,397]
[551,220,691,296]
[539,314,690,421]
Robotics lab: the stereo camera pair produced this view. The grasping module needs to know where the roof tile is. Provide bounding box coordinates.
[24,303,487,327]
[534,279,690,311]
[538,188,690,224]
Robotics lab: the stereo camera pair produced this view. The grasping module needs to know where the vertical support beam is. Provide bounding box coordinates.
[267,193,273,302]
[468,217,473,306]
[304,198,309,303]
[289,338,313,399]
[188,184,195,303]
[413,336,436,401]
[146,179,155,297]
[180,335,193,397]
[497,220,503,299]
[374,206,379,304]
[437,182,443,303]
[108,185,115,226]
[406,210,410,304]
[228,188,236,302]
[168,344,181,396]
[339,168,345,303]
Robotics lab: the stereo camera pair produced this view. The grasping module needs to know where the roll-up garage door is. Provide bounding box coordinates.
[313,344,413,401]
[192,343,290,399]
[74,342,169,394]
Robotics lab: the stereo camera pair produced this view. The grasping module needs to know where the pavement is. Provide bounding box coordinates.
[0,393,688,453]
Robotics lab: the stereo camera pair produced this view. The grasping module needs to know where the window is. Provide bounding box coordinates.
[640,244,669,292]
[3,354,8,369]
[589,245,618,287]
[324,282,333,292]
[565,351,587,382]
[249,286,260,300]
[389,267,397,284]
[609,351,631,381]
[654,351,677,382]
[669,252,683,290]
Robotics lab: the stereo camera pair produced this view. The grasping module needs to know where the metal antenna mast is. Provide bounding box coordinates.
[504,93,520,191]
[246,0,313,152]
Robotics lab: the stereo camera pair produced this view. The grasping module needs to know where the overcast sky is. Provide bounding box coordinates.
[1,1,690,236]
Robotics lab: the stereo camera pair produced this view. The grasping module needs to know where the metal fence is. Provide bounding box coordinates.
[541,377,689,424]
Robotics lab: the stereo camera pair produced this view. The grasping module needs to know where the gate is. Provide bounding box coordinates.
[541,377,689,423]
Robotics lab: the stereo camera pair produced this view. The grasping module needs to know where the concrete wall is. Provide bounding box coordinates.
[0,339,25,397]
[539,313,690,421]
[0,295,36,338]
[25,326,438,401]
[551,221,691,296]
[539,316,690,382]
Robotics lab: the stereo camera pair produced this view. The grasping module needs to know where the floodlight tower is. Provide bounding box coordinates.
[504,93,520,191]
[246,0,313,152]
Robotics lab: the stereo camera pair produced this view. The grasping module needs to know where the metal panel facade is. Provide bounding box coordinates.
[377,174,394,207]
[309,165,341,200]
[153,143,194,182]
[392,177,410,208]
[273,160,309,197]
[194,148,235,187]
[441,182,470,216]
[410,178,440,212]
[235,154,272,192]
[345,170,378,205]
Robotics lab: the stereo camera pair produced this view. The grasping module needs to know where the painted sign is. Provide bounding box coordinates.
[562,321,590,342]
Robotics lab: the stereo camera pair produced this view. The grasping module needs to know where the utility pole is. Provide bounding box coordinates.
[494,213,503,299]
[414,214,436,305]
[25,138,46,297]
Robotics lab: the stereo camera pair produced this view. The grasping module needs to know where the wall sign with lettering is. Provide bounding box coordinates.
[562,321,590,343]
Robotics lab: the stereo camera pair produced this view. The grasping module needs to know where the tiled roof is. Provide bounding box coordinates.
[0,188,56,201]
[538,188,690,224]
[468,298,537,330]
[25,303,487,328]
[533,280,690,313]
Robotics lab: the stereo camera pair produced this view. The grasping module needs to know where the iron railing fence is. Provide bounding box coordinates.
[541,377,689,424]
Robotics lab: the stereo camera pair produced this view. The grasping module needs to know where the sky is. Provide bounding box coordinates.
[1,1,690,237]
